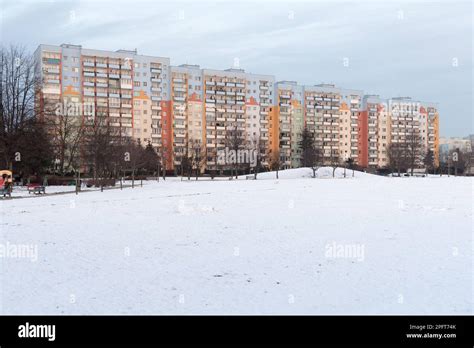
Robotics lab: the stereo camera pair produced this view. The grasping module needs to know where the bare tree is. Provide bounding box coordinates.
[423,149,435,175]
[269,149,280,179]
[180,138,192,180]
[405,130,425,175]
[190,139,203,180]
[328,143,340,178]
[250,135,266,179]
[48,101,86,175]
[387,142,406,176]
[83,113,121,189]
[226,125,245,179]
[0,44,53,176]
[160,147,168,180]
[122,138,148,188]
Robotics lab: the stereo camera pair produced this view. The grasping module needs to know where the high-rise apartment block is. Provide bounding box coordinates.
[35,43,440,172]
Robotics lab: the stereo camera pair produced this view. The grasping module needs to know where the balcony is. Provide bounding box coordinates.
[109,64,120,69]
[83,61,94,67]
[46,68,60,74]
[205,80,215,86]
[151,68,162,73]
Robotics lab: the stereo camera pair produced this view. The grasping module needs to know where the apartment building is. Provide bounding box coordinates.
[170,64,204,169]
[422,103,440,167]
[36,43,440,173]
[201,68,275,171]
[35,43,172,165]
[276,81,304,168]
[245,73,275,168]
[304,84,362,165]
[359,95,390,168]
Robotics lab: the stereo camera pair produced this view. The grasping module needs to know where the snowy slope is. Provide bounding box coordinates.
[0,172,472,314]
[249,167,377,180]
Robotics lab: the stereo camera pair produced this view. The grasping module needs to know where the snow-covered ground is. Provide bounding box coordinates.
[0,168,472,314]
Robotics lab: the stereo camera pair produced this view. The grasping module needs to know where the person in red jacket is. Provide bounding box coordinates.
[0,174,6,189]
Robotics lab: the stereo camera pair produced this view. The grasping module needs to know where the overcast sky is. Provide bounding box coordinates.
[1,0,472,137]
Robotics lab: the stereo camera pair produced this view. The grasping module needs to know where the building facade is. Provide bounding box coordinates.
[36,43,441,173]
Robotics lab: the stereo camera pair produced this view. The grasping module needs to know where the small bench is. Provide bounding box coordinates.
[27,184,46,195]
[245,175,255,180]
